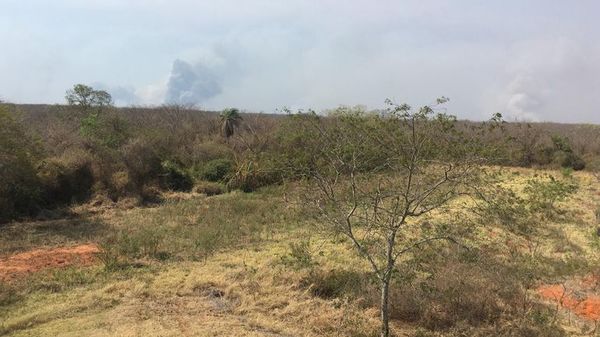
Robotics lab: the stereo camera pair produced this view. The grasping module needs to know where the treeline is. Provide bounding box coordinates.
[1,93,599,223]
[0,97,284,223]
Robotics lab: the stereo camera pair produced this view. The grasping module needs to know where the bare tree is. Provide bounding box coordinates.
[512,122,542,167]
[285,99,497,337]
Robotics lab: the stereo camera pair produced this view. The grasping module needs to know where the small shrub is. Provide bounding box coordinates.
[193,227,222,261]
[228,158,281,192]
[114,231,141,257]
[561,152,585,170]
[200,158,233,182]
[524,175,578,212]
[551,135,572,153]
[281,240,314,269]
[96,240,123,271]
[547,135,585,170]
[111,170,132,196]
[136,228,165,258]
[560,167,573,178]
[419,271,502,330]
[117,196,142,209]
[121,137,162,188]
[80,111,129,149]
[140,185,163,203]
[473,184,532,235]
[193,181,225,196]
[0,107,43,222]
[535,147,556,166]
[0,282,21,306]
[302,269,366,299]
[160,160,193,191]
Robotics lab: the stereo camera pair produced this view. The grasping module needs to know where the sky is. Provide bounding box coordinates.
[1,0,600,123]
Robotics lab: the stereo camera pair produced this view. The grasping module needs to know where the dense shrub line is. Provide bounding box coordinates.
[2,102,599,223]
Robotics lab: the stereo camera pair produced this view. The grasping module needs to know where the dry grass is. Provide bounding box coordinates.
[1,167,600,336]
[1,234,381,336]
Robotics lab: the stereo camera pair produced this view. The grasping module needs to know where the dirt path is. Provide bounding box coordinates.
[539,276,600,321]
[0,244,99,281]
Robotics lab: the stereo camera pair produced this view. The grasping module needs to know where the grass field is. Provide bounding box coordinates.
[2,167,600,336]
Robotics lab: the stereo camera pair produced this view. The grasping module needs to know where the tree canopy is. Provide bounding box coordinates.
[220,108,242,139]
[65,84,113,109]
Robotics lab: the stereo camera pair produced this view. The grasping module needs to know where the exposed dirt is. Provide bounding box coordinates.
[539,276,600,321]
[0,244,99,282]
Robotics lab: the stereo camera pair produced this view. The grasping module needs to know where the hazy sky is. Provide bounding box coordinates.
[2,1,600,122]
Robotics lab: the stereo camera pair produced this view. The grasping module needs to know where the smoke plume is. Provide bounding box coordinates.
[164,59,221,105]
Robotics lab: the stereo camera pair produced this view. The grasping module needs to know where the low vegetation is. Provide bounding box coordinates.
[1,86,598,224]
[2,85,600,336]
[1,168,596,336]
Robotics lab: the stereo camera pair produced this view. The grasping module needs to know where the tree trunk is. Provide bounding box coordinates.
[380,278,391,337]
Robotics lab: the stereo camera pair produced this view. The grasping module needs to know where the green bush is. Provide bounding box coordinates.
[281,240,315,269]
[561,152,585,170]
[136,227,166,258]
[183,141,232,168]
[546,135,585,170]
[524,175,578,211]
[273,110,391,179]
[37,150,94,205]
[0,106,43,222]
[96,241,121,271]
[535,146,555,166]
[200,158,233,182]
[472,182,534,235]
[160,160,193,191]
[0,164,41,222]
[80,112,130,148]
[475,174,577,235]
[227,157,281,192]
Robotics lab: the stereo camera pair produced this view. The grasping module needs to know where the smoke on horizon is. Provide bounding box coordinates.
[164,59,222,106]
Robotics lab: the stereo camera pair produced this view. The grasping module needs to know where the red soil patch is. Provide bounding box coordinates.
[539,280,600,321]
[0,244,100,282]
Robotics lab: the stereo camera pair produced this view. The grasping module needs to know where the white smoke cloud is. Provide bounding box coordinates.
[135,81,167,106]
[491,37,600,123]
[164,59,222,106]
[501,74,544,121]
[3,1,600,122]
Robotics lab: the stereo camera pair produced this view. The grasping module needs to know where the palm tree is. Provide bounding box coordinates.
[220,108,242,139]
